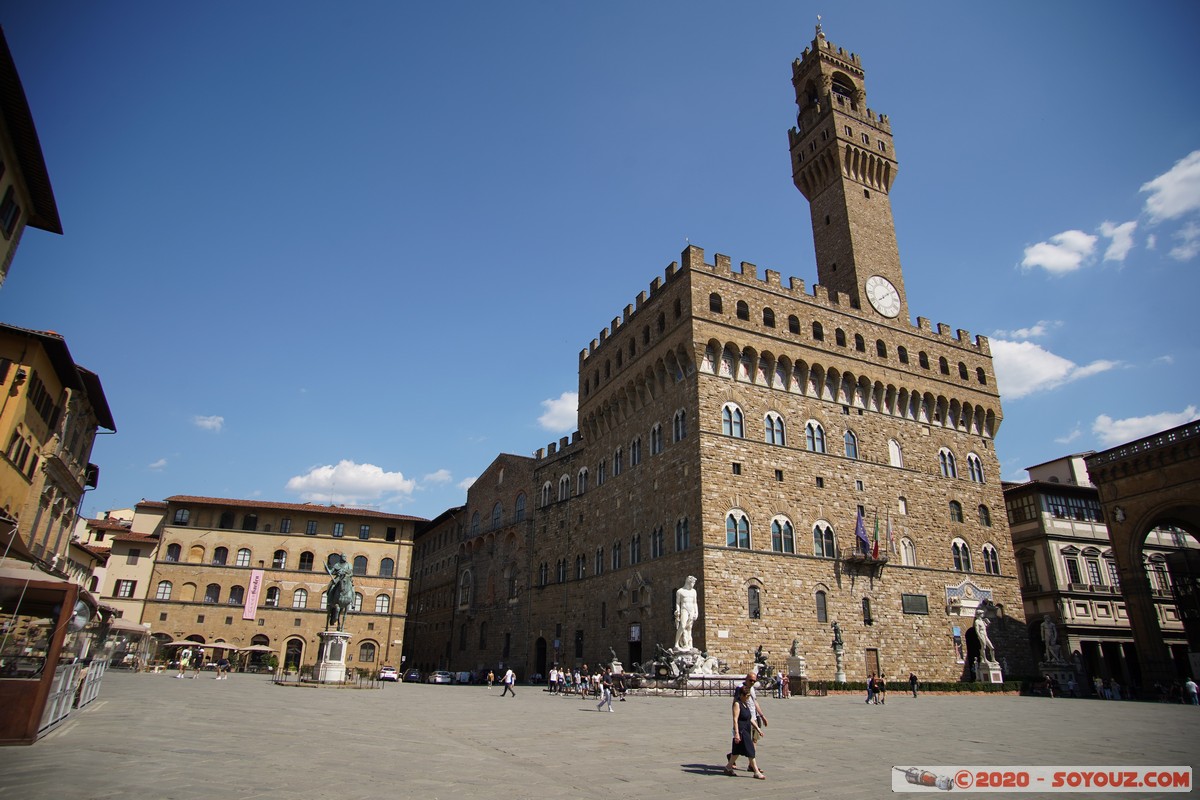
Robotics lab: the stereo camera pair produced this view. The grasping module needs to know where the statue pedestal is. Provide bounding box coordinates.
[833,645,846,684]
[981,659,1004,684]
[317,631,351,683]
[787,655,807,678]
[610,660,623,675]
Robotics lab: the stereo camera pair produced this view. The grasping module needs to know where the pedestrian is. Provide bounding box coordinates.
[175,648,190,679]
[596,669,614,712]
[773,672,784,699]
[1183,677,1198,706]
[500,667,516,697]
[191,651,205,679]
[909,672,919,698]
[215,656,230,680]
[722,684,766,779]
[866,672,876,704]
[487,669,495,688]
[877,674,887,705]
[574,669,583,697]
[726,672,768,774]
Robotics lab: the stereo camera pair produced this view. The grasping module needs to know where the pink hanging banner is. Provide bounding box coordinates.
[243,568,264,620]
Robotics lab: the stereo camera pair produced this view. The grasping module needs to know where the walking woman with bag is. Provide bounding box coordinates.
[722,684,766,779]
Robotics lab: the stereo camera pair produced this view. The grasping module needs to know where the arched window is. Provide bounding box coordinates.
[630,534,641,564]
[835,328,847,347]
[977,367,987,385]
[709,293,723,313]
[805,421,826,453]
[938,448,958,478]
[736,300,750,320]
[218,511,234,529]
[949,501,963,523]
[155,580,172,600]
[813,523,836,558]
[854,333,865,352]
[939,356,950,375]
[967,453,985,483]
[272,550,287,569]
[844,430,859,459]
[726,511,751,549]
[611,542,622,570]
[264,587,280,607]
[353,556,368,575]
[722,404,744,438]
[763,308,775,327]
[166,543,181,562]
[540,481,552,507]
[358,642,376,663]
[952,539,972,572]
[173,508,190,526]
[771,518,795,554]
[188,545,205,564]
[765,412,786,446]
[815,589,828,623]
[375,594,391,614]
[888,439,904,467]
[515,493,526,521]
[897,346,909,364]
[471,512,480,535]
[918,351,929,369]
[630,437,642,466]
[900,538,917,566]
[650,425,663,455]
[978,505,992,527]
[538,562,549,586]
[211,546,228,566]
[458,571,473,608]
[788,315,800,334]
[748,586,762,619]
[380,557,394,577]
[673,410,687,442]
[558,475,570,501]
[352,593,363,612]
[227,585,245,605]
[292,588,308,609]
[982,544,1000,575]
[675,517,690,551]
[299,551,314,571]
[862,597,873,625]
[491,502,503,529]
[812,321,824,341]
[204,583,221,604]
[576,554,586,579]
[958,362,969,380]
[594,547,604,575]
[876,340,887,358]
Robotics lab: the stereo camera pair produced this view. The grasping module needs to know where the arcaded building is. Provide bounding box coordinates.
[451,29,1032,683]
[143,496,421,672]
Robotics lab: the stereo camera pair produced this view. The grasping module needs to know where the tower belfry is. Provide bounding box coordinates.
[788,28,909,322]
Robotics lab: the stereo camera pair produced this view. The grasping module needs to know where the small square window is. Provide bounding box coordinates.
[258,619,265,626]
[855,480,864,491]
[775,469,783,481]
[294,619,302,626]
[225,617,233,625]
[367,622,375,631]
[197,615,205,623]
[732,463,742,475]
[159,612,168,621]
[816,477,825,488]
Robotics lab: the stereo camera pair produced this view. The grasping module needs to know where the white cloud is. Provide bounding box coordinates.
[538,391,578,433]
[148,458,168,470]
[1169,220,1200,261]
[1152,355,1175,366]
[1141,150,1200,222]
[422,469,452,485]
[1021,230,1097,275]
[991,320,1060,340]
[991,339,1119,400]
[1099,220,1137,262]
[457,476,477,491]
[285,460,416,506]
[193,415,224,432]
[1146,233,1157,250]
[1054,427,1082,445]
[1092,406,1200,447]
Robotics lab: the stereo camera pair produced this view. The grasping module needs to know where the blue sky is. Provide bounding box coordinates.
[2,2,1198,522]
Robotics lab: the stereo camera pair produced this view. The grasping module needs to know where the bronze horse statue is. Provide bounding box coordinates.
[325,555,354,631]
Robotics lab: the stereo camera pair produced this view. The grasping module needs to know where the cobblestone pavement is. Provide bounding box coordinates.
[0,673,1197,800]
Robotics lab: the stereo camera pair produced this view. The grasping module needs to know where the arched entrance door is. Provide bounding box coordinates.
[285,638,304,671]
[535,637,547,678]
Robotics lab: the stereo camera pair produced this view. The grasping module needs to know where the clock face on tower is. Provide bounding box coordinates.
[865,275,901,318]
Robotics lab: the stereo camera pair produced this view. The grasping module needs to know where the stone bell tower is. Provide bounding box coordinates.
[787,25,909,323]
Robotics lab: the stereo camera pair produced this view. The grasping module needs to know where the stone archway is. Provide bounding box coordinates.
[1085,421,1200,687]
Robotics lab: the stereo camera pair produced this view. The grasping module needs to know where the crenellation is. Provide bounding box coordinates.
[956,329,971,344]
[937,322,951,337]
[764,269,781,288]
[917,317,932,332]
[665,261,679,280]
[635,291,646,310]
[737,260,755,279]
[715,252,732,272]
[650,276,663,294]
[788,276,806,293]
[623,304,634,323]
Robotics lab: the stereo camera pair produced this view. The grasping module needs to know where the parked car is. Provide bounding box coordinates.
[402,669,423,683]
[378,666,399,682]
[427,670,453,684]
[454,671,473,684]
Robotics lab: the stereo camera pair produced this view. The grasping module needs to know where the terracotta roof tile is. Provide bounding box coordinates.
[164,495,426,523]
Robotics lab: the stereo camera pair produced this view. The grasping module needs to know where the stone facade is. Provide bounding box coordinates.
[143,496,420,672]
[441,30,1034,684]
[403,505,465,673]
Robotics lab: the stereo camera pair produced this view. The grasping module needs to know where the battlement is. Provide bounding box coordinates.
[579,245,992,361]
[534,431,584,462]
